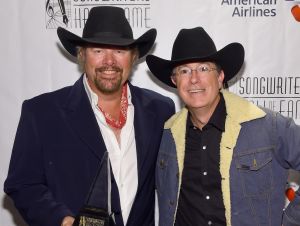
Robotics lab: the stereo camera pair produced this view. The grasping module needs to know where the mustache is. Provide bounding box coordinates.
[96,66,123,73]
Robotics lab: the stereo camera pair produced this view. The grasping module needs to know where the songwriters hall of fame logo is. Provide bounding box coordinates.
[45,1,152,30]
[45,0,70,29]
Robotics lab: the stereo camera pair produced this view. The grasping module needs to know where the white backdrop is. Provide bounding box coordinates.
[1,0,300,225]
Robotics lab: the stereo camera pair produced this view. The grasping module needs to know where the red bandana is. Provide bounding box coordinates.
[98,84,128,129]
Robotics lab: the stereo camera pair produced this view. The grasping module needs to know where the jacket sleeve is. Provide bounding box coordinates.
[4,100,73,226]
[274,113,300,170]
[272,112,300,226]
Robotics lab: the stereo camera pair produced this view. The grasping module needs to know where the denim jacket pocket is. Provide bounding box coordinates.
[234,147,274,197]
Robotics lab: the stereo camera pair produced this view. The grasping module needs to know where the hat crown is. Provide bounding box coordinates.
[82,6,133,39]
[171,27,217,61]
[146,26,245,88]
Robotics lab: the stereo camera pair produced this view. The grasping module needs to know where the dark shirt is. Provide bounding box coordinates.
[175,94,227,226]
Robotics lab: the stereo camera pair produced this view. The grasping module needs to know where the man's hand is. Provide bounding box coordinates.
[61,216,75,226]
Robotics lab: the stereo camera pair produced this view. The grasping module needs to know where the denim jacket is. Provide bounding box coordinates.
[156,90,300,226]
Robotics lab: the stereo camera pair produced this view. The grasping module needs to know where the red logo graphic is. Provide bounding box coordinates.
[286,187,296,201]
[291,4,300,22]
[286,182,299,202]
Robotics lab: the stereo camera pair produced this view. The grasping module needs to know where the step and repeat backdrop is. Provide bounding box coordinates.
[1,0,300,225]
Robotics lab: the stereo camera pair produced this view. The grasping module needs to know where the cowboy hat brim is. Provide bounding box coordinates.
[146,42,244,88]
[57,27,157,58]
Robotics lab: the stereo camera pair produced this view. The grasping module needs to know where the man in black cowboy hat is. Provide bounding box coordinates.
[4,6,174,226]
[146,27,300,226]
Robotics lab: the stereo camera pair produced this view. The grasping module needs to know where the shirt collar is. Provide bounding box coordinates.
[209,93,226,131]
[83,74,132,108]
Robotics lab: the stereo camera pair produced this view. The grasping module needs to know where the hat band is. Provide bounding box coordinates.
[83,31,133,39]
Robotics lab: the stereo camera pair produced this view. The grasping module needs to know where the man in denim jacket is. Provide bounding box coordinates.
[146,27,300,226]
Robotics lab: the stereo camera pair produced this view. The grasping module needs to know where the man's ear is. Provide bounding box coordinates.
[218,70,225,89]
[133,53,138,62]
[132,48,139,62]
[77,47,86,72]
[171,75,177,86]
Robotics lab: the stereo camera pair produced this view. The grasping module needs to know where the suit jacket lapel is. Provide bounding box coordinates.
[64,76,106,160]
[130,85,157,189]
[64,79,157,185]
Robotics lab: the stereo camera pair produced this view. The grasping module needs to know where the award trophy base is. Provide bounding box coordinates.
[73,205,115,226]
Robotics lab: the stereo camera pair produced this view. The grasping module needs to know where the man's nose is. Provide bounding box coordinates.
[102,50,116,65]
[190,70,200,84]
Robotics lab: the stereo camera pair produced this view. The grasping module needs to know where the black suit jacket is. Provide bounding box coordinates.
[4,76,175,226]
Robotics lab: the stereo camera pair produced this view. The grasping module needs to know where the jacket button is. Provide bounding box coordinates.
[169,200,174,206]
[159,159,165,169]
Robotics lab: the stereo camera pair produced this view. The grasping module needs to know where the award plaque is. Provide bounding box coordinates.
[73,152,116,226]
[73,206,110,226]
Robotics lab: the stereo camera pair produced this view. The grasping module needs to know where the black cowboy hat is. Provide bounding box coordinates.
[57,6,156,58]
[146,27,244,88]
